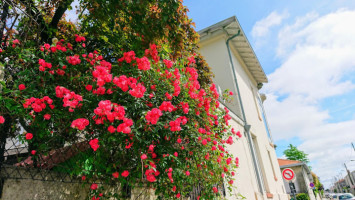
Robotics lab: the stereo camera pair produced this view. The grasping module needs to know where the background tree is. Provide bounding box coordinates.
[283,144,310,164]
[77,0,214,86]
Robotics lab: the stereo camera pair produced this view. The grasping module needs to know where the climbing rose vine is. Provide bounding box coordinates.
[0,36,241,199]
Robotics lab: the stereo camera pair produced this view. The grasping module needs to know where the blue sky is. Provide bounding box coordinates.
[184,0,355,188]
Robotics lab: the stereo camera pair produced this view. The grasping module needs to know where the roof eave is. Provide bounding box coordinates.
[198,16,268,84]
[280,162,312,174]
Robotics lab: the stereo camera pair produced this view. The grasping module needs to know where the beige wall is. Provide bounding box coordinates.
[199,34,288,200]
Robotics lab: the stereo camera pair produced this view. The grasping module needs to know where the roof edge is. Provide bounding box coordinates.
[198,16,268,84]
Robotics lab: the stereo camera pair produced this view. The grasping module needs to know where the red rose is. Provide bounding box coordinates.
[146,175,156,182]
[19,84,26,90]
[185,171,190,176]
[86,85,93,91]
[107,125,116,133]
[44,114,51,120]
[121,170,129,177]
[0,116,5,124]
[71,118,89,130]
[90,183,98,190]
[31,150,36,155]
[148,145,155,152]
[25,133,33,140]
[112,172,119,178]
[141,154,147,160]
[89,139,99,151]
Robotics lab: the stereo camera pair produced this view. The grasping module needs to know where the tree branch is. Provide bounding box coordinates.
[0,1,10,45]
[18,0,73,43]
[18,0,49,43]
[49,0,74,31]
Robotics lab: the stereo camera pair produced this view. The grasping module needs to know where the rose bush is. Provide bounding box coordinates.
[0,35,240,199]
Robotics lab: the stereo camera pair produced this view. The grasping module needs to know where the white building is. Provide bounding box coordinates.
[198,16,289,200]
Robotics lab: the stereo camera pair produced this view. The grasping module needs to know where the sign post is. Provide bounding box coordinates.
[282,168,296,200]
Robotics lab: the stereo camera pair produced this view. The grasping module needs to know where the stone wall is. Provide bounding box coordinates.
[0,167,156,200]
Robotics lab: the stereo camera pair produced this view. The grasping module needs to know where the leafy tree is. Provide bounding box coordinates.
[283,144,310,164]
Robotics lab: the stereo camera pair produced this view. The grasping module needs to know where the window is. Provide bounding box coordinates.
[256,93,273,142]
[251,87,262,121]
[251,134,269,193]
[216,84,225,103]
[215,84,243,120]
[267,150,277,181]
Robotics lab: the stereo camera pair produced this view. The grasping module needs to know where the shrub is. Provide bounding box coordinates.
[0,36,240,199]
[296,193,310,200]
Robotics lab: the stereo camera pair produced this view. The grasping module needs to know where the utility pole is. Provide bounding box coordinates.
[334,176,339,193]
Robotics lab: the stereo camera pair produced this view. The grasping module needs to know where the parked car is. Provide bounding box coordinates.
[331,194,341,200]
[337,193,355,200]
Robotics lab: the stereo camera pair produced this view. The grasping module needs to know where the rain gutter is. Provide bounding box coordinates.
[225,30,265,193]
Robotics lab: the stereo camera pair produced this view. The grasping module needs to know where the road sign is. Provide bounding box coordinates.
[310,182,315,188]
[282,168,295,181]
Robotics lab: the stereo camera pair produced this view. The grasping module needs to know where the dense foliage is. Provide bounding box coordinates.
[0,36,241,200]
[0,1,241,199]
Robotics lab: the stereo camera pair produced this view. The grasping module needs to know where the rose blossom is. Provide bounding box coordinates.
[19,84,26,90]
[0,116,5,124]
[25,133,33,140]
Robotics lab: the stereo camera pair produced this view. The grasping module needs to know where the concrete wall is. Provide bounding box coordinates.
[199,33,288,200]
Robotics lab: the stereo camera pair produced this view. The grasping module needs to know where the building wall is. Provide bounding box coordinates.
[199,33,288,200]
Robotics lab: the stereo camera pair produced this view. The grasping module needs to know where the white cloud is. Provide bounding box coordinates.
[267,9,355,100]
[262,9,355,188]
[276,12,319,57]
[252,11,289,38]
[264,94,329,140]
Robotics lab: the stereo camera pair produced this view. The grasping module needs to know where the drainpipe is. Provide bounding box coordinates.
[225,30,265,193]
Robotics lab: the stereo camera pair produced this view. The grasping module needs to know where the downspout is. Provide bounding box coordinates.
[225,30,265,193]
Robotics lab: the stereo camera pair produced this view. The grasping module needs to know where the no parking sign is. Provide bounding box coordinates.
[282,168,295,181]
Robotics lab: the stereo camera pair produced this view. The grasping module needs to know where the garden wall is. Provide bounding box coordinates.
[0,167,156,200]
